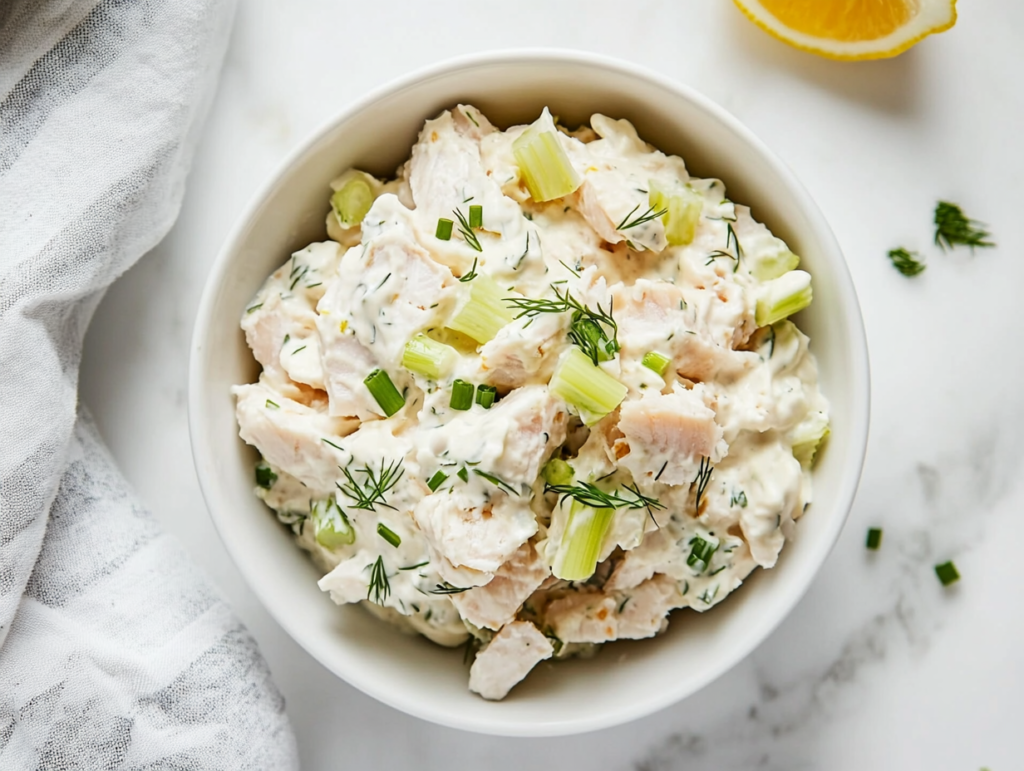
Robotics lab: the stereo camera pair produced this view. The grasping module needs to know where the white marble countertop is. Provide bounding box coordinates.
[80,2,1023,768]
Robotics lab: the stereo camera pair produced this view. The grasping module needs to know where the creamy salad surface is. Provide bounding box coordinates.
[233,106,830,700]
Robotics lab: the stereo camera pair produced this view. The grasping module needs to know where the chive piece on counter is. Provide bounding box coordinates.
[426,470,448,492]
[364,368,405,417]
[469,204,483,229]
[255,461,277,490]
[476,384,497,409]
[377,523,402,548]
[866,527,883,550]
[457,467,469,483]
[935,560,960,587]
[436,217,454,241]
[641,351,671,376]
[450,379,474,410]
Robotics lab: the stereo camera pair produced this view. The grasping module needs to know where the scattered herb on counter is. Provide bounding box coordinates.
[888,247,926,277]
[935,560,960,587]
[934,201,995,251]
[866,527,883,550]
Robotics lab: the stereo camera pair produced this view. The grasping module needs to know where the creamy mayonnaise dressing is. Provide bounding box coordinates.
[233,105,829,700]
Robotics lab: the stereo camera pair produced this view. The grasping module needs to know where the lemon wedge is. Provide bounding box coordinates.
[733,0,957,60]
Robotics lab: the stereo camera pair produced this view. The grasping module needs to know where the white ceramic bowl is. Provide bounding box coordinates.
[189,49,869,737]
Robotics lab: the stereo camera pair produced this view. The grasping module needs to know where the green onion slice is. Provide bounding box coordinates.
[450,379,474,410]
[377,523,402,548]
[469,204,483,229]
[475,384,497,409]
[426,470,448,492]
[364,369,405,417]
[436,217,454,241]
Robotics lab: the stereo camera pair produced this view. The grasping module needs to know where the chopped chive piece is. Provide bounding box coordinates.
[934,201,994,251]
[648,180,703,246]
[473,469,519,496]
[312,497,356,549]
[790,411,830,468]
[255,461,277,490]
[331,174,375,228]
[265,399,280,410]
[426,470,448,492]
[364,369,405,416]
[552,502,615,581]
[641,351,671,376]
[549,347,627,425]
[475,384,497,409]
[245,302,263,314]
[450,379,474,410]
[402,334,458,380]
[756,270,813,327]
[469,204,483,229]
[935,560,960,586]
[377,523,402,548]
[542,458,574,486]
[399,560,429,571]
[888,247,926,277]
[512,110,581,202]
[457,466,469,483]
[866,527,883,550]
[436,217,454,240]
[687,534,719,573]
[447,276,514,343]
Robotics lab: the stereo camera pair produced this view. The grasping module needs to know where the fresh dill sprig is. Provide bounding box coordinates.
[705,249,737,266]
[545,481,664,511]
[934,201,995,251]
[453,208,483,252]
[693,456,713,513]
[367,555,390,604]
[473,469,520,496]
[337,457,404,511]
[616,203,667,231]
[726,222,743,259]
[504,285,619,366]
[888,247,926,277]
[459,256,479,282]
[429,581,471,595]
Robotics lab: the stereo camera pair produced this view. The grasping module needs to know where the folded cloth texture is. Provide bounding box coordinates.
[0,1,299,768]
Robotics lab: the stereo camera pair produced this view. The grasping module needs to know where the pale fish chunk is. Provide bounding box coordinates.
[545,574,685,644]
[412,489,538,575]
[241,241,342,390]
[233,381,357,489]
[451,541,550,631]
[468,621,554,701]
[615,384,726,486]
[480,312,569,389]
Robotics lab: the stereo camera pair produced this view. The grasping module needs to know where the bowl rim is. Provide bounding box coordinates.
[188,47,870,736]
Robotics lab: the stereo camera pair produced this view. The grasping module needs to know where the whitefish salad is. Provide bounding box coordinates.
[233,106,830,700]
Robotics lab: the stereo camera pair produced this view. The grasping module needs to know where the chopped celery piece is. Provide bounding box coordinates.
[512,111,581,203]
[549,347,627,426]
[750,245,801,281]
[641,351,671,376]
[552,501,615,581]
[791,410,829,467]
[436,218,454,240]
[401,334,457,380]
[542,458,574,486]
[312,497,355,549]
[447,276,514,343]
[755,270,812,326]
[364,368,405,416]
[648,180,702,246]
[330,171,376,228]
[450,379,474,410]
[475,384,497,409]
[255,460,277,490]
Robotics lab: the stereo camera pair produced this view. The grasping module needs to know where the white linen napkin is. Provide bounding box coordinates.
[0,1,299,767]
